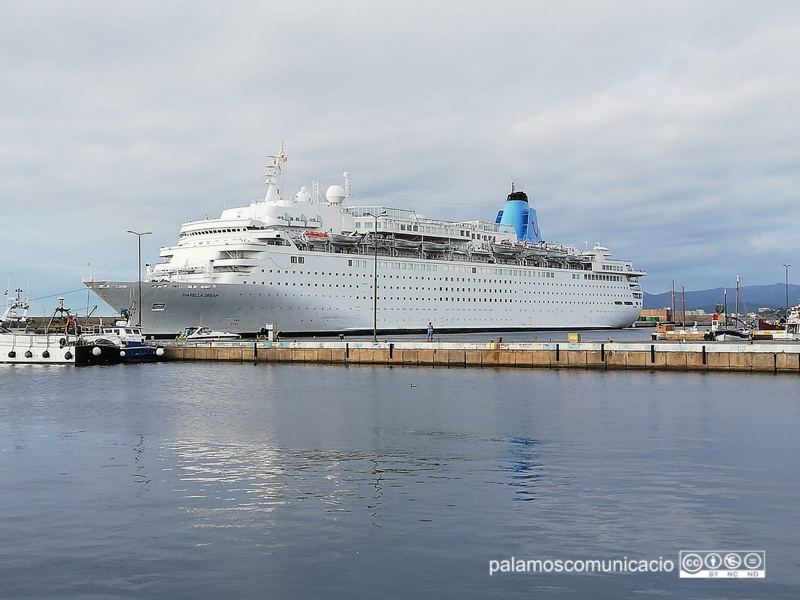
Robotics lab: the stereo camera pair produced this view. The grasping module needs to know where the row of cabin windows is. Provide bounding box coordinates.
[248,271,623,287]
[242,279,632,302]
[263,257,616,281]
[236,290,635,306]
[353,222,485,239]
[183,227,246,237]
[585,274,622,281]
[602,264,625,272]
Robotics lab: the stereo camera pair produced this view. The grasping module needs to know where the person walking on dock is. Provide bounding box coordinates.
[427,322,434,342]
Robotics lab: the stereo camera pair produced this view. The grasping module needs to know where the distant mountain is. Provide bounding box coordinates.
[644,284,800,313]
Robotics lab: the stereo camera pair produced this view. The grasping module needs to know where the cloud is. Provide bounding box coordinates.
[1,0,799,311]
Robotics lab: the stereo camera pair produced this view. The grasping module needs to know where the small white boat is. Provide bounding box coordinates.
[711,330,753,341]
[522,245,548,258]
[546,248,568,259]
[492,242,524,257]
[393,238,422,250]
[181,326,241,341]
[422,240,448,253]
[329,232,362,245]
[709,309,752,341]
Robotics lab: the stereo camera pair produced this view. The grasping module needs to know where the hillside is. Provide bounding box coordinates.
[644,283,800,313]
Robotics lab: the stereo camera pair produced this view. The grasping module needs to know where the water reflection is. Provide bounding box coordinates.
[2,363,799,599]
[166,439,481,535]
[502,436,542,502]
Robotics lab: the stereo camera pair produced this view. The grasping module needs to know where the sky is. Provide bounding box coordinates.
[1,0,799,315]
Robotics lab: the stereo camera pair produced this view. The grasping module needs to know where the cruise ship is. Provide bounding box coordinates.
[85,146,646,336]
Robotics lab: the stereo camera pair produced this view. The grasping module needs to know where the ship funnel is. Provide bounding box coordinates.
[498,190,542,242]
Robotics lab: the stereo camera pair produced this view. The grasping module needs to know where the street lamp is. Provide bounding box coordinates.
[784,264,791,316]
[365,211,387,342]
[127,230,152,328]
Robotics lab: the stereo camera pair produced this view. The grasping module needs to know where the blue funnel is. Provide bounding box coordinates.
[498,191,542,242]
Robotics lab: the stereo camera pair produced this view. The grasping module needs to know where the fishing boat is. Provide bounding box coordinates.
[757,304,800,341]
[81,320,165,362]
[0,298,121,365]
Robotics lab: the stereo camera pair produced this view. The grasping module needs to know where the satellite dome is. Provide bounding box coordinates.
[326,184,346,204]
[295,185,312,203]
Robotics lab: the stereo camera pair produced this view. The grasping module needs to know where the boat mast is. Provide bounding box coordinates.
[723,288,728,327]
[735,274,740,328]
[682,286,686,329]
[671,280,676,323]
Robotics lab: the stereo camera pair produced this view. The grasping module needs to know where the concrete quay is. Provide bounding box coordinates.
[162,340,800,373]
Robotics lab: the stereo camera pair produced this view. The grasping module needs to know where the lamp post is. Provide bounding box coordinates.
[365,212,387,342]
[784,264,791,316]
[127,230,152,328]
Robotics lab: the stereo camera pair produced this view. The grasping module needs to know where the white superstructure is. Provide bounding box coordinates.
[85,146,646,336]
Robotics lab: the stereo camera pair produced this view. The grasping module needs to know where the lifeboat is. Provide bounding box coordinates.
[422,240,448,253]
[393,238,422,250]
[491,242,524,257]
[303,231,329,244]
[329,232,362,245]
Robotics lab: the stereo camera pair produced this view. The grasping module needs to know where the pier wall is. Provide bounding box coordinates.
[163,340,800,374]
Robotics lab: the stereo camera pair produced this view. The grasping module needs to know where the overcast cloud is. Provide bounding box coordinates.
[1,0,798,314]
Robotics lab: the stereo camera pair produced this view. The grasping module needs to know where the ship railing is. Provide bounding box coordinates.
[291,236,628,272]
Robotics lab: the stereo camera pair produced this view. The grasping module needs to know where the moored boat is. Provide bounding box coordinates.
[758,304,800,341]
[181,326,241,341]
[81,321,165,362]
[0,299,121,365]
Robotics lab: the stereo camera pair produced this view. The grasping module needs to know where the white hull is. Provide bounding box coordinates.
[88,249,641,336]
[0,333,76,364]
[85,146,646,336]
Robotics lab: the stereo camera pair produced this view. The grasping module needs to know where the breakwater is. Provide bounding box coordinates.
[163,340,800,373]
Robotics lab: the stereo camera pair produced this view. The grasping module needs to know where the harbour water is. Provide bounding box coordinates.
[1,361,798,599]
